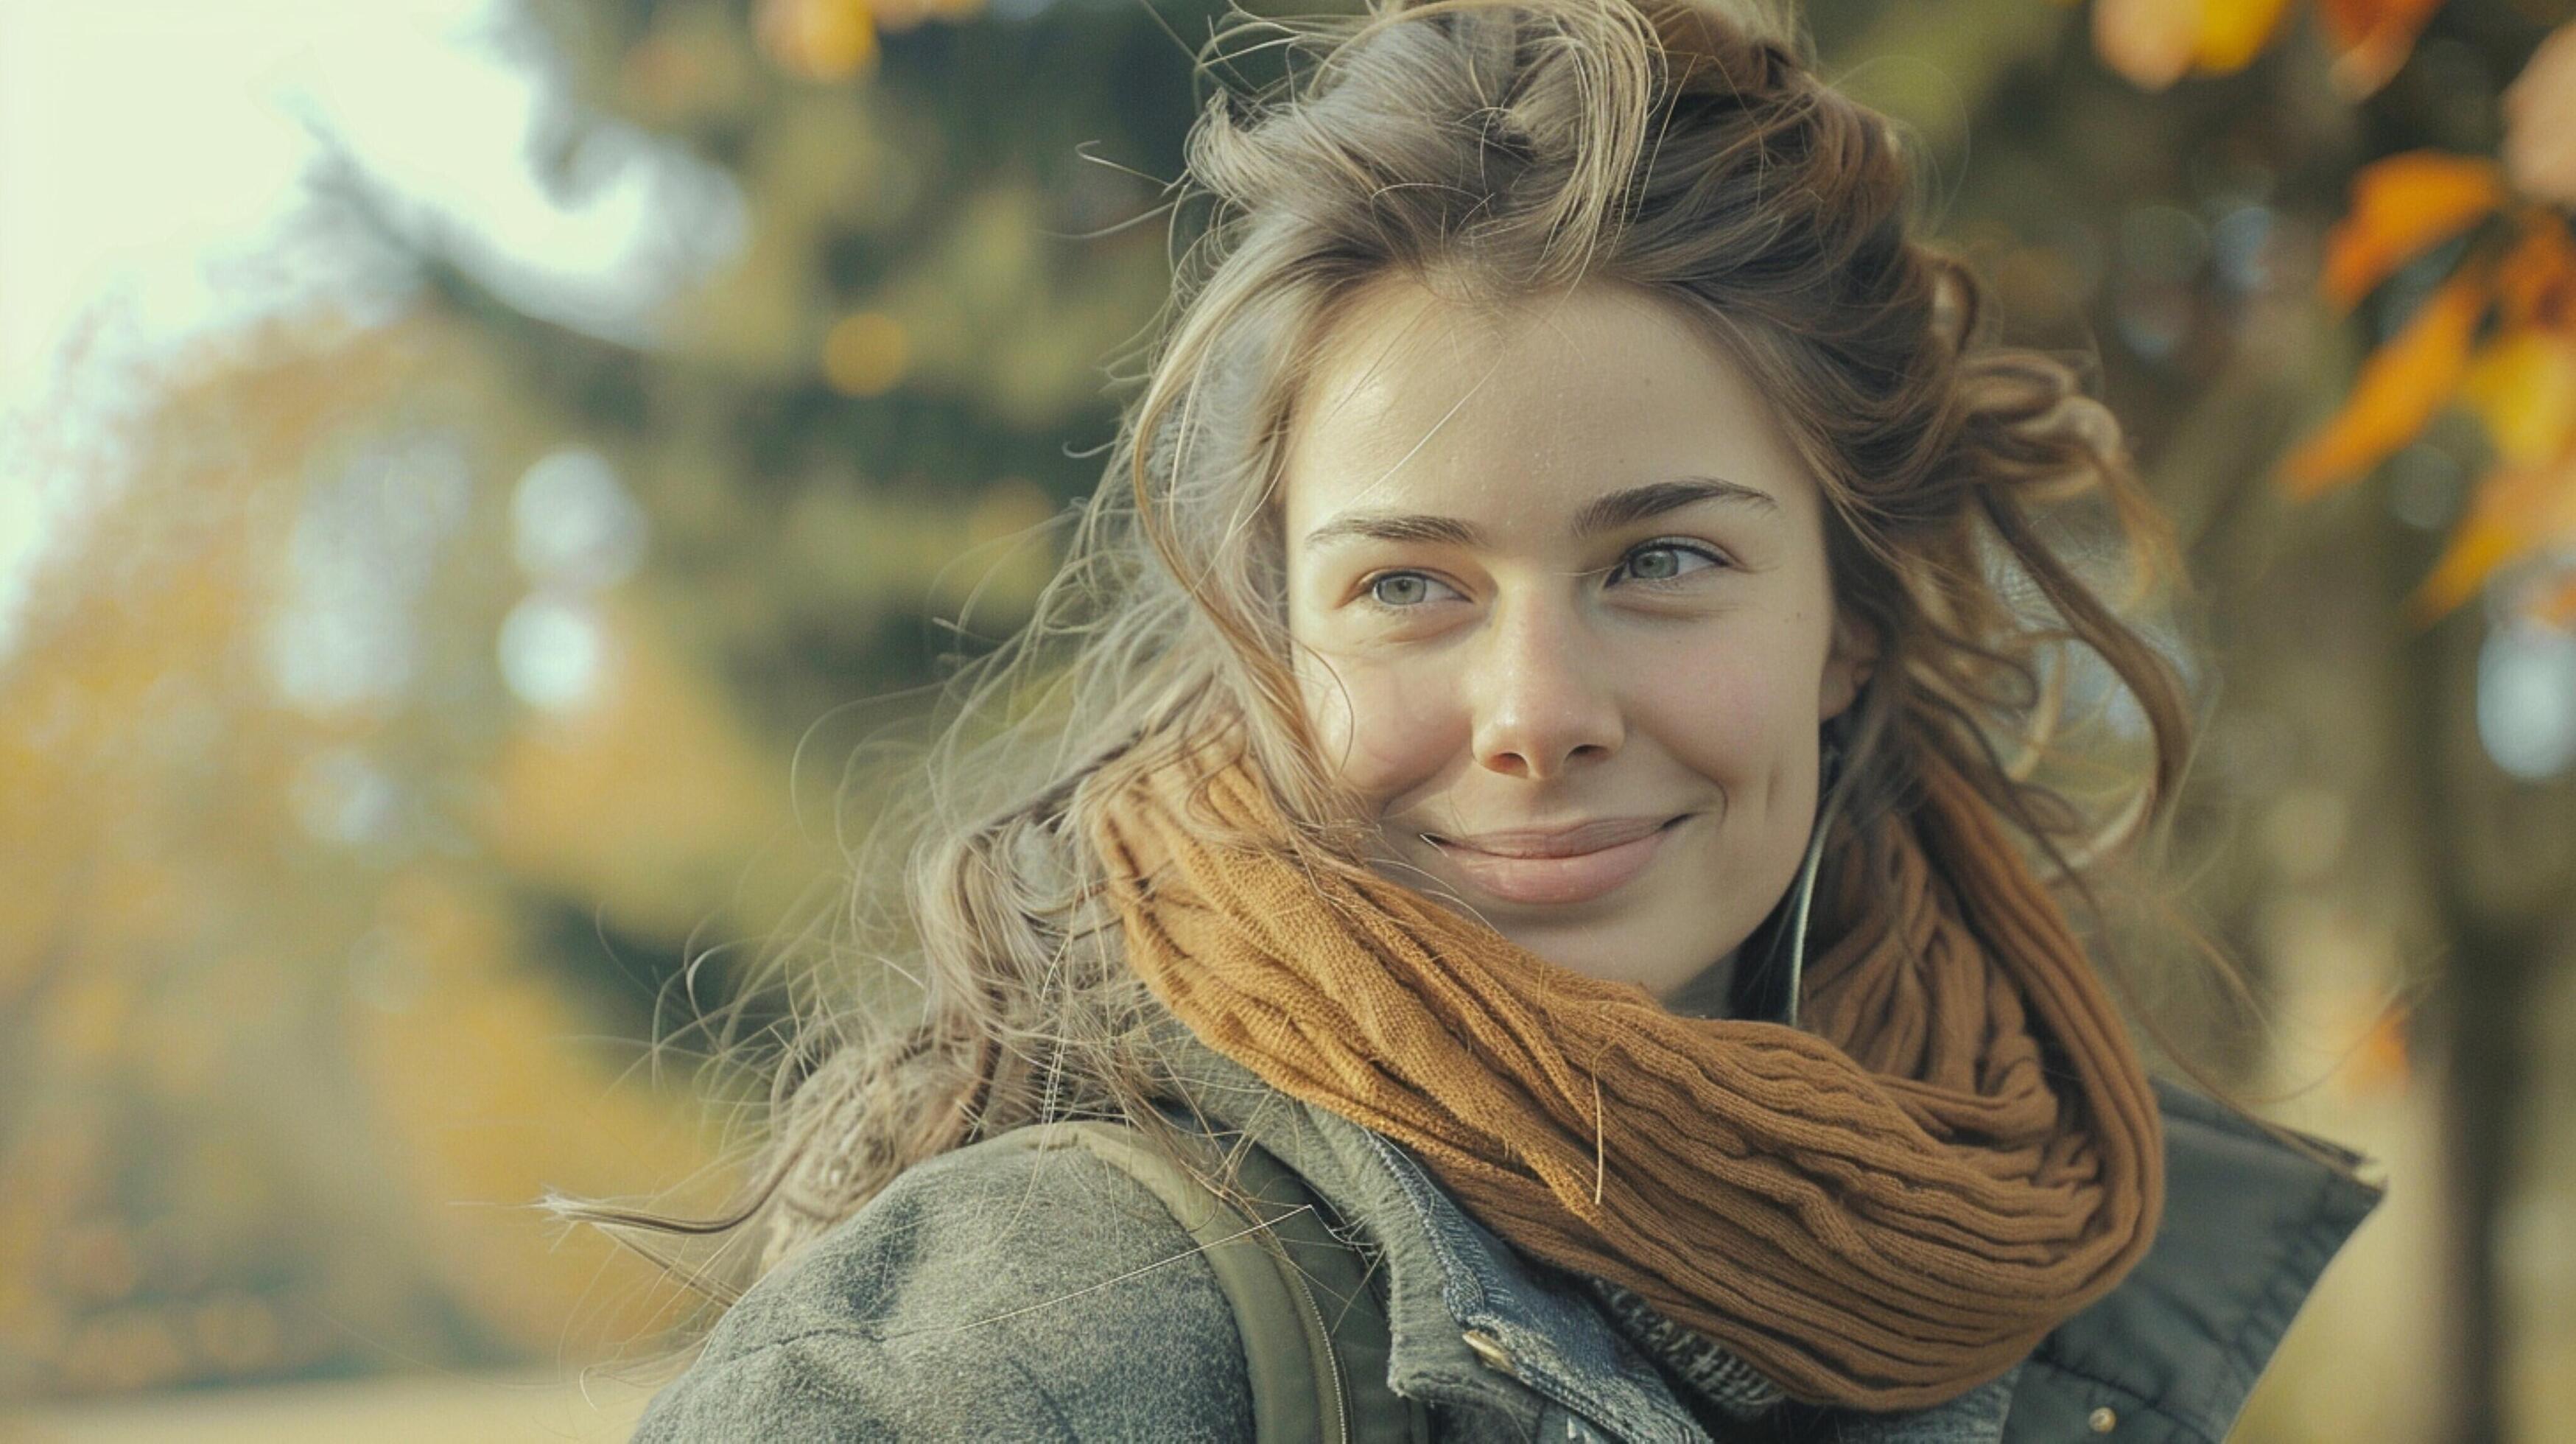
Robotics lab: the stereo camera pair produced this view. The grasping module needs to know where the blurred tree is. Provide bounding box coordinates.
[0,315,772,1393]
[3,0,1246,1399]
[2078,3,2576,1439]
[421,0,1212,740]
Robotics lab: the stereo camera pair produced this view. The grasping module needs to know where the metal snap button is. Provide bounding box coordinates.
[1460,1328,1517,1377]
[2088,1405,2118,1433]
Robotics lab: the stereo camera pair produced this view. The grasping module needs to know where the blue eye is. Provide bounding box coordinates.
[1612,542,1722,584]
[1366,572,1457,607]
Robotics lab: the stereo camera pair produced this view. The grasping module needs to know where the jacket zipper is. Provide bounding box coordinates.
[1279,1245,1351,1444]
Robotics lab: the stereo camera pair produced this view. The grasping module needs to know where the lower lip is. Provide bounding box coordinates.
[1432,820,1682,906]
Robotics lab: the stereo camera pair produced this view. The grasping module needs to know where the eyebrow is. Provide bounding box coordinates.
[1299,476,1779,552]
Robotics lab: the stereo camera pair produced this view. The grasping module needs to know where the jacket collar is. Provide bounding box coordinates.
[2009,1078,2382,1440]
[1153,1022,2380,1443]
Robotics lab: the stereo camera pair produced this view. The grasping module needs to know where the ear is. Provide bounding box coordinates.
[1817,609,1879,723]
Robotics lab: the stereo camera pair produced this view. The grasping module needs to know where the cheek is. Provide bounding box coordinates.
[1628,626,1819,788]
[1294,646,1463,807]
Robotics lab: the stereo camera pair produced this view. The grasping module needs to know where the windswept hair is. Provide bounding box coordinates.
[566,0,2214,1313]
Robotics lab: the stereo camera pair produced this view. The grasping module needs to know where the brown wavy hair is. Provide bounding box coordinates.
[564,0,2222,1311]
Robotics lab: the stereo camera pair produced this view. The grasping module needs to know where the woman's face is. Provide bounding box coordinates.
[1280,276,1871,1006]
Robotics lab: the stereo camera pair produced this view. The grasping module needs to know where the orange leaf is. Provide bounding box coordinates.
[2193,0,2298,74]
[2320,151,2505,309]
[2339,998,2412,1097]
[2317,0,2446,97]
[2496,208,2576,331]
[2094,0,2199,91]
[2282,266,2491,499]
[2408,458,2576,622]
[2457,326,2576,469]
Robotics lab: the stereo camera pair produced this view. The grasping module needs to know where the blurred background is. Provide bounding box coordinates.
[2,0,2572,1438]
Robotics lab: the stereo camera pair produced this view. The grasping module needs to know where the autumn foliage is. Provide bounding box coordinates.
[2091,4,2576,628]
[2089,0,2443,95]
[2285,150,2576,623]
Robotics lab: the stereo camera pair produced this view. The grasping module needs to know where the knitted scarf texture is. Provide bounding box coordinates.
[1087,739,2164,1410]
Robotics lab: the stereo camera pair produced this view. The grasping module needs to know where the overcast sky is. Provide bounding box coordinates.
[0,0,739,658]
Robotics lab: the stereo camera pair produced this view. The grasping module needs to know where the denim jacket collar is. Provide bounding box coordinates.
[1350,1119,2032,1443]
[1352,1122,1713,1441]
[1159,1024,2379,1443]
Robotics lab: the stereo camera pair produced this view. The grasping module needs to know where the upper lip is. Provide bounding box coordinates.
[1421,815,1680,858]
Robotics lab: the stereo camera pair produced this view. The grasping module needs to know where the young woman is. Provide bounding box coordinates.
[617,0,2381,1437]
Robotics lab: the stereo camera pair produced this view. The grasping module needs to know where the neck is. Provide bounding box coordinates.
[1659,947,1741,1019]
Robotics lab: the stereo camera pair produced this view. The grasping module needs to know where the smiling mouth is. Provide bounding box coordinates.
[1421,814,1690,905]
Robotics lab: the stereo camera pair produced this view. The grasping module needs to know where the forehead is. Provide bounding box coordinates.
[1279,276,1821,533]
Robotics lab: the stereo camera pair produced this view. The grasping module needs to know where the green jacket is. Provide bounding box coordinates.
[633,1025,2380,1442]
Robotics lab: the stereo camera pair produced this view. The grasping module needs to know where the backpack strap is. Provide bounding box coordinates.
[1034,1118,1431,1444]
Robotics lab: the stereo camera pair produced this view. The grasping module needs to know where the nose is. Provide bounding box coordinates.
[1467,597,1623,781]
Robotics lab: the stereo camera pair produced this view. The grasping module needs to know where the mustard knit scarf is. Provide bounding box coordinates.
[1087,739,2163,1411]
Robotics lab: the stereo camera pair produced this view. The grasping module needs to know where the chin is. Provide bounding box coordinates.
[1501,916,1722,997]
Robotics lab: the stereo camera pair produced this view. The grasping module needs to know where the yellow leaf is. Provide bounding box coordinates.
[2409,459,2576,621]
[822,310,911,396]
[2282,265,2490,499]
[2193,0,2298,73]
[2320,151,2505,309]
[756,0,877,81]
[2458,327,2576,469]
